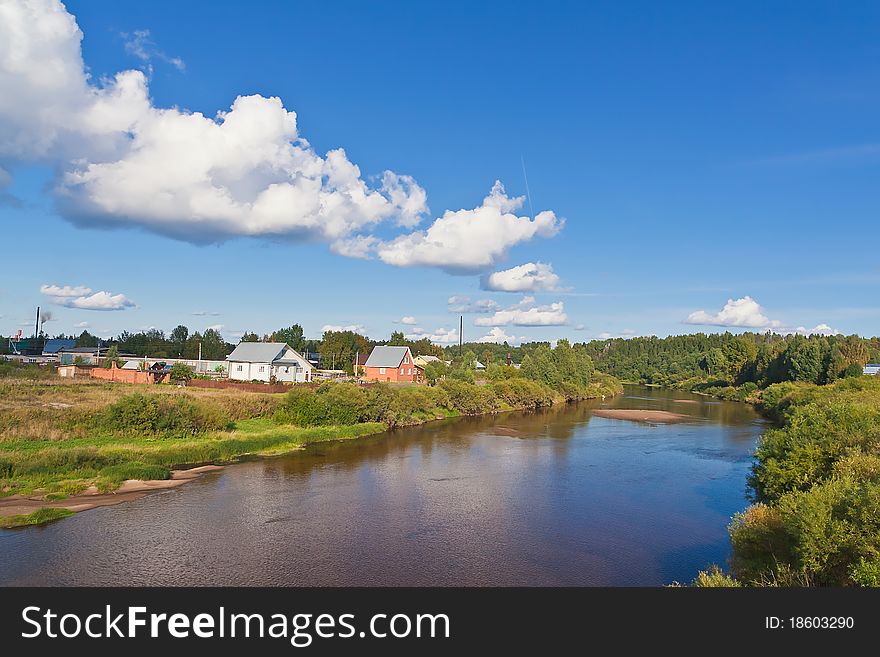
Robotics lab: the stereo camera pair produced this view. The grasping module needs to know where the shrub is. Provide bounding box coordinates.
[100,394,230,436]
[438,379,500,415]
[169,363,194,382]
[691,565,741,587]
[491,378,556,408]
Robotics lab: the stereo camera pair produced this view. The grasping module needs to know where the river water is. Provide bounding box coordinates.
[0,385,766,586]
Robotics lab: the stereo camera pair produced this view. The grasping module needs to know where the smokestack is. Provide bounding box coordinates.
[34,306,40,338]
[459,315,463,357]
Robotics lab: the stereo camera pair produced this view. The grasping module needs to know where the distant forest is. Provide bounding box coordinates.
[6,325,878,386]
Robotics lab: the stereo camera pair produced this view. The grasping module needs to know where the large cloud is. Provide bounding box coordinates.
[473,296,568,327]
[0,0,427,244]
[481,262,560,292]
[372,182,562,273]
[684,296,782,329]
[0,1,563,272]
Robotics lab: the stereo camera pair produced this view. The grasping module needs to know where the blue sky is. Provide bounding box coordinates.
[1,0,878,345]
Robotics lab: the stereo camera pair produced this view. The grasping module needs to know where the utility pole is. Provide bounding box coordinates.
[459,315,463,357]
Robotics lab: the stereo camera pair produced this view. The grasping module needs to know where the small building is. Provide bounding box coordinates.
[226,342,314,383]
[57,346,101,365]
[864,364,880,376]
[364,346,424,383]
[42,338,76,360]
[413,354,441,368]
[474,359,486,370]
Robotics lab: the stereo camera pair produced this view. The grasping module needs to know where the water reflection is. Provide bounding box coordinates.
[0,386,766,586]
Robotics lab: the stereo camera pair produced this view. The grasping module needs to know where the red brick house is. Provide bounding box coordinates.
[363,346,424,383]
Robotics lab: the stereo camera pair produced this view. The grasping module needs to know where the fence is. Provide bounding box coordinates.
[186,379,290,393]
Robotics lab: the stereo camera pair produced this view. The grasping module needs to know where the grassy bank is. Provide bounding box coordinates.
[1,363,622,523]
[692,376,880,587]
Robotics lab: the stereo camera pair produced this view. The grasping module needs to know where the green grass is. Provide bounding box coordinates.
[0,419,386,499]
[0,507,74,528]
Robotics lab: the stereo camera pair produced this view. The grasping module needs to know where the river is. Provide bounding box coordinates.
[0,385,766,586]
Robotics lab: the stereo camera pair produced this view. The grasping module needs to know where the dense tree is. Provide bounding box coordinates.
[270,325,306,351]
[170,325,189,357]
[784,336,824,384]
[75,330,98,348]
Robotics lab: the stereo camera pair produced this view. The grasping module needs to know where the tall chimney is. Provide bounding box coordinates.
[34,306,40,338]
[459,315,463,357]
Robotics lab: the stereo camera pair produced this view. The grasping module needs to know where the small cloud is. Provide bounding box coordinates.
[574,324,586,331]
[481,262,561,293]
[407,327,459,344]
[473,296,568,327]
[596,329,637,340]
[192,311,221,316]
[40,284,92,298]
[322,323,367,334]
[41,283,135,311]
[74,321,90,328]
[122,29,185,71]
[394,316,417,325]
[781,324,842,337]
[475,327,526,345]
[447,296,500,314]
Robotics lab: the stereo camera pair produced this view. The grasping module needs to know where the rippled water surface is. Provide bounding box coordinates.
[0,385,766,586]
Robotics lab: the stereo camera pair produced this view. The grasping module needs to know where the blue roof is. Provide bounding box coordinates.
[43,338,76,354]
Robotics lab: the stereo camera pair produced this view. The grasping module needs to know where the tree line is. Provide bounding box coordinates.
[579,332,879,388]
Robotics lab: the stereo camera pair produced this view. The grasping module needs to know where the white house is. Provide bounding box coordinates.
[864,364,880,376]
[226,342,314,383]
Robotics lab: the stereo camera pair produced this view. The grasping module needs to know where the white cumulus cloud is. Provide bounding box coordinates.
[475,327,526,344]
[374,182,562,273]
[684,296,783,329]
[0,2,564,274]
[0,1,427,245]
[40,284,92,298]
[395,316,417,325]
[474,297,568,327]
[482,262,561,292]
[408,327,459,344]
[40,283,135,311]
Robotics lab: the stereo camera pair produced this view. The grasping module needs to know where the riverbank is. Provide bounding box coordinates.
[0,465,224,525]
[1,371,623,526]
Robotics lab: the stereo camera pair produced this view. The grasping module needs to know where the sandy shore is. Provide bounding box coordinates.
[592,409,691,423]
[0,465,223,518]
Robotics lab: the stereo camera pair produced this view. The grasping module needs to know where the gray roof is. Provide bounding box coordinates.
[365,345,411,368]
[122,360,141,370]
[227,342,288,363]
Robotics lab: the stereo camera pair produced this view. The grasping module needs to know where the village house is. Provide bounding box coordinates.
[363,345,424,383]
[226,342,314,383]
[413,354,441,368]
[864,364,880,376]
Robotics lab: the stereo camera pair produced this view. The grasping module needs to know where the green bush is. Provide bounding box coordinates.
[438,379,500,415]
[691,565,741,587]
[169,363,194,382]
[491,378,556,408]
[99,394,231,436]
